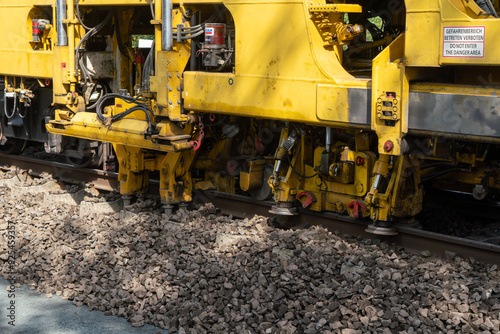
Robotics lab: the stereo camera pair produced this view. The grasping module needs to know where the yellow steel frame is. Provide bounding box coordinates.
[0,0,497,220]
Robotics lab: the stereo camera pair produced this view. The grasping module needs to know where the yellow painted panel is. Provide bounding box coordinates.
[316,85,349,123]
[183,72,370,128]
[406,0,500,66]
[226,2,352,82]
[229,3,326,80]
[405,12,441,67]
[77,0,149,5]
[0,2,54,78]
[183,72,321,124]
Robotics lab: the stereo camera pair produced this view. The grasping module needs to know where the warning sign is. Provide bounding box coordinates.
[443,26,485,58]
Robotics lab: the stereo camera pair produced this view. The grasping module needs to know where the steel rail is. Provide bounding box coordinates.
[206,191,500,265]
[0,153,499,265]
[0,153,119,192]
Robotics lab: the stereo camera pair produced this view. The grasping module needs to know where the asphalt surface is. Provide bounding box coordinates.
[0,278,168,334]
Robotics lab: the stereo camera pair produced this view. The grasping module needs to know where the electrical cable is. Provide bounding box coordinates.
[75,9,114,85]
[75,0,92,30]
[149,0,155,19]
[286,151,318,179]
[4,93,16,119]
[141,41,155,90]
[319,178,341,206]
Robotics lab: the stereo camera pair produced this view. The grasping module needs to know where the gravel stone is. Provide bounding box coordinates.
[0,178,498,333]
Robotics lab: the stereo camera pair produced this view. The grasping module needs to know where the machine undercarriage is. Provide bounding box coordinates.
[0,0,498,234]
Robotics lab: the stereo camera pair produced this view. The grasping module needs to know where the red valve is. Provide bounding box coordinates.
[191,119,205,151]
[383,140,394,152]
[296,191,316,208]
[355,156,365,166]
[348,200,367,219]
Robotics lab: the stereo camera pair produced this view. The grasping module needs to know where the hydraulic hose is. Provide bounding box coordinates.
[95,94,156,135]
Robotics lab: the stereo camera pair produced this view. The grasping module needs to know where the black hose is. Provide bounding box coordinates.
[422,168,469,182]
[95,94,156,134]
[114,11,131,60]
[181,29,205,40]
[420,162,458,170]
[286,151,318,179]
[75,9,114,81]
[75,0,92,30]
[86,80,110,110]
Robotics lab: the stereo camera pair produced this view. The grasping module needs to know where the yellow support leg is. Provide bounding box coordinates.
[114,144,149,205]
[158,150,197,215]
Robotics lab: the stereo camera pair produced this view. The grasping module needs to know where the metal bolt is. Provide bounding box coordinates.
[177,73,180,77]
[169,100,172,104]
[168,74,172,78]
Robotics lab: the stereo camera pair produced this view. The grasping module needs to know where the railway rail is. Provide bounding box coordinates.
[1,153,499,266]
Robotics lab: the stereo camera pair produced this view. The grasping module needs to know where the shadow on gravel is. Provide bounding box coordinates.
[0,277,167,334]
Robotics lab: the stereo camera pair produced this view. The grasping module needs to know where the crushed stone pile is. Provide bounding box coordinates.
[0,182,499,334]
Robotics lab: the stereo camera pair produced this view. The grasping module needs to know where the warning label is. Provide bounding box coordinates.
[443,26,485,58]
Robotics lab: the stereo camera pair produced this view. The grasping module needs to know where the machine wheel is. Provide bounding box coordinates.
[65,139,103,168]
[0,138,27,155]
[249,165,273,201]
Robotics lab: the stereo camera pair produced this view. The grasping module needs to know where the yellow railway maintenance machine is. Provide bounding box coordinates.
[0,0,499,233]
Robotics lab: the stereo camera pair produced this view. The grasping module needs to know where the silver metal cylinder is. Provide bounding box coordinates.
[56,0,68,46]
[373,174,382,190]
[325,127,332,152]
[190,15,197,71]
[162,0,173,51]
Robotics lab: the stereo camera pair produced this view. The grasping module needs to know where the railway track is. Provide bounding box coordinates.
[1,153,499,265]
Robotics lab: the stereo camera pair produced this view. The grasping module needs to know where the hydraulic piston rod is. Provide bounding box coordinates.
[56,0,68,46]
[162,0,173,51]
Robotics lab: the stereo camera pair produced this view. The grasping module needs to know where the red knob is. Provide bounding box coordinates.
[383,140,393,152]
